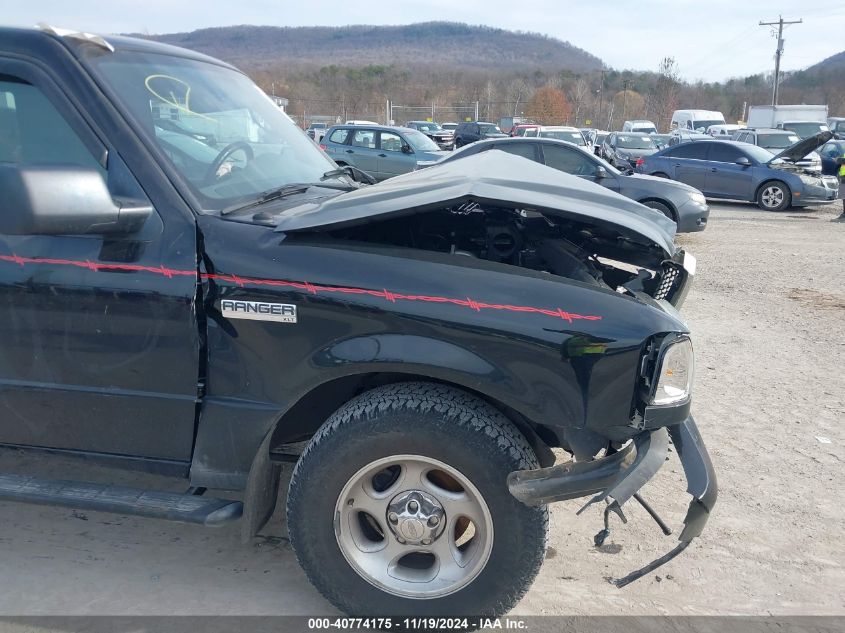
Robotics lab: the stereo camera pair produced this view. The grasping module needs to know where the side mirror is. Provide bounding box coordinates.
[735,157,752,167]
[0,165,151,236]
[342,164,377,185]
[401,144,413,154]
[595,166,608,179]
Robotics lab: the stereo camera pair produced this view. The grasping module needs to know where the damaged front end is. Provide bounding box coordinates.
[508,331,717,586]
[274,151,696,310]
[272,152,715,584]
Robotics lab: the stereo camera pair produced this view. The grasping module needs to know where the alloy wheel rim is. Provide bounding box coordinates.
[334,454,494,599]
[762,186,784,208]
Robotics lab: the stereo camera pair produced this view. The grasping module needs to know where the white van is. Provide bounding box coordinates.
[622,119,658,134]
[670,110,726,133]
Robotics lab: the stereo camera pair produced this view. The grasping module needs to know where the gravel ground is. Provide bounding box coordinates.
[0,200,843,617]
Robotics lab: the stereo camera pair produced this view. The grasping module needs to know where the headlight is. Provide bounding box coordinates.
[798,174,822,186]
[652,338,694,405]
[689,192,706,205]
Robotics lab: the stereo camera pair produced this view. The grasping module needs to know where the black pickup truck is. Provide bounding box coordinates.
[0,26,716,617]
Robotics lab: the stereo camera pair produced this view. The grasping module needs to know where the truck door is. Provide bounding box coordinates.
[0,59,200,461]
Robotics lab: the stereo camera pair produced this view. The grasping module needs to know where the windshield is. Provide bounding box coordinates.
[743,144,780,163]
[441,123,458,130]
[539,130,585,145]
[414,122,442,132]
[402,129,441,151]
[632,126,657,134]
[84,49,341,212]
[617,135,656,149]
[594,133,608,145]
[692,120,723,131]
[782,122,829,138]
[479,124,503,134]
[757,133,800,149]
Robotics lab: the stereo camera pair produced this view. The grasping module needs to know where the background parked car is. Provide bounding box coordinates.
[651,133,672,149]
[731,128,821,172]
[707,124,741,138]
[827,117,845,139]
[425,137,710,231]
[522,125,587,147]
[638,135,838,211]
[306,122,328,142]
[591,131,610,155]
[778,120,830,139]
[321,124,447,180]
[622,119,658,134]
[670,109,726,132]
[441,122,459,132]
[453,121,508,147]
[817,139,845,176]
[601,132,659,169]
[668,129,712,146]
[511,124,539,137]
[404,120,455,150]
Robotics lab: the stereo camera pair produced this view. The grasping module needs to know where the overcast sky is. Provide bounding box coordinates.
[6,0,845,81]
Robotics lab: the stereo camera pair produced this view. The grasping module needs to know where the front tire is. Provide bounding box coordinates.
[756,180,791,211]
[287,382,548,617]
[642,200,676,221]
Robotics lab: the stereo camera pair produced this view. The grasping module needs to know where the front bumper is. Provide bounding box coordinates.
[508,415,717,581]
[675,199,710,233]
[794,176,839,206]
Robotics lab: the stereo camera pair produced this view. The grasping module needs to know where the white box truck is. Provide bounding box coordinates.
[746,105,830,138]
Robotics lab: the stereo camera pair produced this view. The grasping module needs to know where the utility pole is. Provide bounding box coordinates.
[597,69,606,129]
[759,15,802,106]
[621,79,630,122]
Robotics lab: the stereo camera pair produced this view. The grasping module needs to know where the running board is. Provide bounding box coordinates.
[0,474,242,526]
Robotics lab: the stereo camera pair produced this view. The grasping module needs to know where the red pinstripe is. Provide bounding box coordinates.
[0,253,603,323]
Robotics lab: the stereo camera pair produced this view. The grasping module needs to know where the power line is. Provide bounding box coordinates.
[759,15,802,106]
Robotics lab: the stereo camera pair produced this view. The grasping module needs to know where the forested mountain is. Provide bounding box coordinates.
[141,22,603,73]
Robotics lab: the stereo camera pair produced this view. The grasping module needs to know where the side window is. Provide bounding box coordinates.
[0,76,103,173]
[489,142,538,162]
[379,131,403,152]
[543,144,597,176]
[328,128,349,144]
[351,130,376,148]
[666,143,708,159]
[524,127,538,137]
[707,143,743,163]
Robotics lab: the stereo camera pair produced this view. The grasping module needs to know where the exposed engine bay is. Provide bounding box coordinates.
[330,202,689,305]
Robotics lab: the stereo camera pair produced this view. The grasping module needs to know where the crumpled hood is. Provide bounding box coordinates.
[274,151,678,256]
[770,130,833,163]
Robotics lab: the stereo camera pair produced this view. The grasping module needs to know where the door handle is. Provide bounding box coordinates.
[710,168,717,172]
[378,154,387,158]
[346,149,354,154]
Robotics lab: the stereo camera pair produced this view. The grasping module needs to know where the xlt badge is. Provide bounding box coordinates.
[220,300,297,323]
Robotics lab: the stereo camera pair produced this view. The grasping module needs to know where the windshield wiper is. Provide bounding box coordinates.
[222,181,357,216]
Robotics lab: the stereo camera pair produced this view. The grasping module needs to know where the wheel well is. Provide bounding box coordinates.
[268,373,557,464]
[639,197,677,221]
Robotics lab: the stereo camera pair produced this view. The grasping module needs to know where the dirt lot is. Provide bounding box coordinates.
[1,201,843,617]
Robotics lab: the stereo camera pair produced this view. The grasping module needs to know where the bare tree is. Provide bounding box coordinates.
[648,57,681,132]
